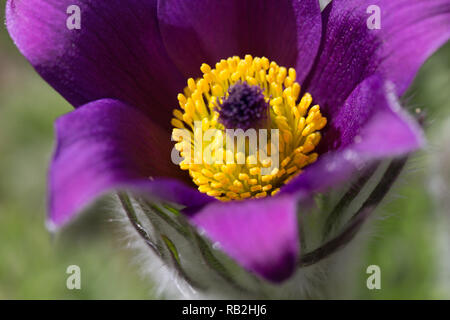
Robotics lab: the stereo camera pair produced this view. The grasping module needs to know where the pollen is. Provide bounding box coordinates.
[171,55,327,201]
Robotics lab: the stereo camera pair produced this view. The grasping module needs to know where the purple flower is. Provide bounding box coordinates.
[6,0,450,284]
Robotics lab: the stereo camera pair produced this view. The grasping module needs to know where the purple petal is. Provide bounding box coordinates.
[49,98,210,228]
[157,0,322,81]
[282,75,424,194]
[186,195,299,283]
[6,0,184,127]
[305,0,450,114]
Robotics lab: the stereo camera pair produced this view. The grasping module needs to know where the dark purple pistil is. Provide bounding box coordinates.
[217,82,269,130]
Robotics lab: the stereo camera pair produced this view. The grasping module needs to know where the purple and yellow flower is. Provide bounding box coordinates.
[6,0,450,286]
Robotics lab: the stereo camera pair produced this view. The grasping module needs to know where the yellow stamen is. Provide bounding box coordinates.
[171,55,327,201]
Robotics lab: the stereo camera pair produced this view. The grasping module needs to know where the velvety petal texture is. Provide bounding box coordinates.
[187,195,299,283]
[158,0,322,82]
[283,75,424,194]
[305,0,450,113]
[49,99,212,227]
[6,0,184,128]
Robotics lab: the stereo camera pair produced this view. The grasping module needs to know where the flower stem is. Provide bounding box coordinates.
[299,156,409,267]
[322,163,380,239]
[118,192,161,257]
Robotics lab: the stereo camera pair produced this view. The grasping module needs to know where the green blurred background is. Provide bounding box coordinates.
[0,8,449,299]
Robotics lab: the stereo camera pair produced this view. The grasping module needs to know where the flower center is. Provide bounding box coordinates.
[217,81,269,130]
[171,55,327,201]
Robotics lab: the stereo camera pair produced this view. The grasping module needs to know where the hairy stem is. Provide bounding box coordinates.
[322,163,380,239]
[118,192,161,257]
[299,156,408,267]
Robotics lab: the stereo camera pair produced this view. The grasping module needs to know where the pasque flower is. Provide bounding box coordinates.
[6,0,450,291]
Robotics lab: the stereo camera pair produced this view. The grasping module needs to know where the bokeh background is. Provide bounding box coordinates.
[0,6,449,299]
